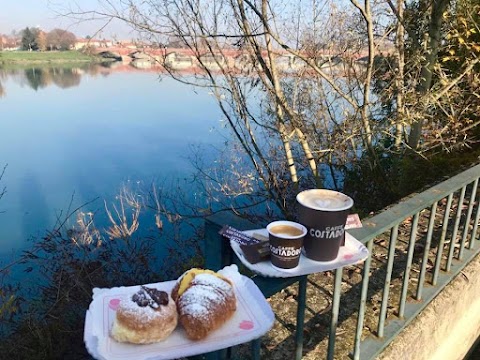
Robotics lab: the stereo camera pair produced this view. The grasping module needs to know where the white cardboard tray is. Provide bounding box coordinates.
[84,265,274,360]
[231,230,369,278]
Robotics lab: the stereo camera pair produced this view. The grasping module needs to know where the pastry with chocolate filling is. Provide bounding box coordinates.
[111,286,178,344]
[171,268,236,340]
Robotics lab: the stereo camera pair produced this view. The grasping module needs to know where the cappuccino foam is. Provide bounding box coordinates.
[297,189,353,211]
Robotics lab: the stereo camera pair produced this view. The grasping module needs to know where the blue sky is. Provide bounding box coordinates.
[0,0,133,39]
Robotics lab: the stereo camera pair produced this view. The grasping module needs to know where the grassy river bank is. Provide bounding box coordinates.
[0,50,102,64]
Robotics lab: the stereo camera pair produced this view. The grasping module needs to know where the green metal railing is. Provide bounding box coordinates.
[348,164,480,359]
[203,163,480,359]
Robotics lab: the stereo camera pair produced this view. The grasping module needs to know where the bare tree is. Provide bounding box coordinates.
[64,0,387,217]
[394,0,405,148]
[64,0,480,218]
[46,28,77,50]
[407,0,451,149]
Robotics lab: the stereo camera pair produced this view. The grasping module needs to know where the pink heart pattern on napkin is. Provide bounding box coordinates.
[109,298,121,311]
[239,320,254,330]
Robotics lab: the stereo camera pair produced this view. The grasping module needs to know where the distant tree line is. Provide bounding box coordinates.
[20,27,76,51]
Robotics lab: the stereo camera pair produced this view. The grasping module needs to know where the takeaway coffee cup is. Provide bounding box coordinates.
[267,221,307,270]
[296,189,354,262]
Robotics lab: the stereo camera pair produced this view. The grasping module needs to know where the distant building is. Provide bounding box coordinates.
[165,52,194,70]
[0,35,21,51]
[198,53,226,70]
[116,41,138,50]
[73,38,113,50]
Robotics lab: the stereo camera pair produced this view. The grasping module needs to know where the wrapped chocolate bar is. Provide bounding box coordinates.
[219,225,261,246]
[219,226,270,264]
[240,242,270,264]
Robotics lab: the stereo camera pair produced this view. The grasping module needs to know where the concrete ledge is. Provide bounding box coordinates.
[378,253,480,360]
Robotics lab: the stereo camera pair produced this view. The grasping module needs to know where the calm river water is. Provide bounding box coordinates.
[0,63,225,265]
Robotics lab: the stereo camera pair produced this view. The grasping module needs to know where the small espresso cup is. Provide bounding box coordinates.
[267,220,307,270]
[297,189,354,262]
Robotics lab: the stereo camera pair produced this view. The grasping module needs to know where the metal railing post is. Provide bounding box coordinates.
[398,213,419,318]
[353,239,374,360]
[327,267,343,360]
[295,276,308,360]
[446,186,466,272]
[378,225,398,338]
[432,193,453,285]
[416,202,437,300]
[458,179,478,259]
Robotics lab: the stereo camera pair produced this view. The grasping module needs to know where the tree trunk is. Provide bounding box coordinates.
[408,0,451,149]
[394,0,405,148]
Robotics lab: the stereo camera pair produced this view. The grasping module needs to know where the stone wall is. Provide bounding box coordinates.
[378,253,480,360]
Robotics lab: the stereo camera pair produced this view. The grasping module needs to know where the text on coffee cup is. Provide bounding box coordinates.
[270,245,301,257]
[309,225,344,239]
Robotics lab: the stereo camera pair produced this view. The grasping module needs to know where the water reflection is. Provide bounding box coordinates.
[26,67,83,90]
[0,67,224,255]
[0,62,126,94]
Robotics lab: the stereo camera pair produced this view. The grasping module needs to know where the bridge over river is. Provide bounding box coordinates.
[95,46,372,74]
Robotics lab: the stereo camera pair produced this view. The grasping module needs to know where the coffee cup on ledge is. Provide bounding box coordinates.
[267,221,307,270]
[297,189,354,262]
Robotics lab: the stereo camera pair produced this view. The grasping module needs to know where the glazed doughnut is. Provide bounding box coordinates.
[111,286,178,344]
